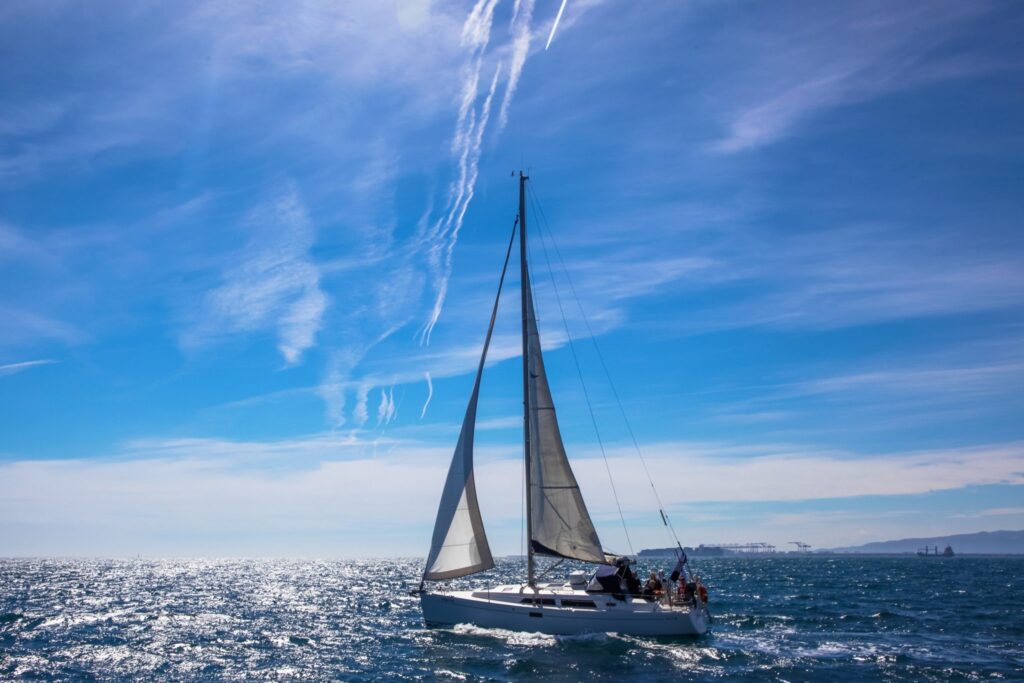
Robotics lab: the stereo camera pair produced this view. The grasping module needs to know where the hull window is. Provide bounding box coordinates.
[520,598,557,606]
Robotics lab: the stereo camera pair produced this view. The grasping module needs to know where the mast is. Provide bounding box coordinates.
[519,171,535,587]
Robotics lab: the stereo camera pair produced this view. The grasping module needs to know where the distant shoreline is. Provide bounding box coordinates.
[636,552,1023,559]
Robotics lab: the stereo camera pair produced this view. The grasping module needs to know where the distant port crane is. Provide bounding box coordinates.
[789,541,811,552]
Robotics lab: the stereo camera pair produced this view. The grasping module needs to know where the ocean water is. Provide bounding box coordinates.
[1,557,1021,681]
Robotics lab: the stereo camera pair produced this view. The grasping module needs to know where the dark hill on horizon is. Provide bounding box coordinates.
[827,529,1024,555]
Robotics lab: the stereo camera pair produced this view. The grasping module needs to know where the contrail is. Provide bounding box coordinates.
[420,58,503,346]
[498,0,535,131]
[417,0,501,347]
[0,359,58,376]
[545,0,567,50]
[376,386,397,426]
[420,372,434,419]
[354,384,370,426]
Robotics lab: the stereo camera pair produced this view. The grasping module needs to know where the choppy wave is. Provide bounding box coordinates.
[1,557,1022,681]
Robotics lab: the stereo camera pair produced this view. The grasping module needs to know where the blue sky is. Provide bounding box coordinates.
[1,0,1023,557]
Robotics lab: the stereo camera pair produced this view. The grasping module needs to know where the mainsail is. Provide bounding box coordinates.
[422,224,517,581]
[520,180,607,565]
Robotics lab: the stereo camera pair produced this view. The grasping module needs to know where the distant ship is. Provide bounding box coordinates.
[917,545,955,557]
[417,173,710,637]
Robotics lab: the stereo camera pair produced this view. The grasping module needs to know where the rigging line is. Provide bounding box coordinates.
[525,208,630,555]
[520,415,526,570]
[527,190,634,557]
[536,558,565,580]
[527,183,685,554]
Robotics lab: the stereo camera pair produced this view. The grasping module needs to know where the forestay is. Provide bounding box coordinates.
[523,261,607,564]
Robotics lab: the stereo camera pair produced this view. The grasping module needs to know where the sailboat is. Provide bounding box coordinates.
[418,173,709,637]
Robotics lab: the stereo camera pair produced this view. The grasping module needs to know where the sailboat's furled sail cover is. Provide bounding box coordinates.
[525,282,607,564]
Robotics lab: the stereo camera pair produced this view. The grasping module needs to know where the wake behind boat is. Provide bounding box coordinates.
[417,173,710,637]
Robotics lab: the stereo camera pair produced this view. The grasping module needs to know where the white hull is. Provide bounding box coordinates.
[421,584,708,637]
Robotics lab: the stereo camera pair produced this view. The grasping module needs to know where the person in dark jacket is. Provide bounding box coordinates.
[642,571,663,597]
[681,580,697,605]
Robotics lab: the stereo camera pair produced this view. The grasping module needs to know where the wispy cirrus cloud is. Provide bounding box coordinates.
[0,1,568,430]
[794,362,1024,402]
[0,2,467,183]
[658,222,1024,334]
[184,183,326,366]
[0,306,84,349]
[710,1,1000,153]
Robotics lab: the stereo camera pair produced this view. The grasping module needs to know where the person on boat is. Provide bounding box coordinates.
[680,578,697,606]
[642,571,663,598]
[694,575,709,604]
[658,569,671,601]
[665,554,687,602]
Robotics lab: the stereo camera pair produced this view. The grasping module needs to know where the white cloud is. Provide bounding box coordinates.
[793,362,1024,401]
[577,441,1024,510]
[0,306,84,348]
[710,2,996,153]
[661,222,1024,333]
[376,386,397,426]
[185,183,326,366]
[476,415,521,430]
[952,506,1024,519]
[420,371,434,419]
[353,384,371,427]
[0,2,470,183]
[1,434,1021,555]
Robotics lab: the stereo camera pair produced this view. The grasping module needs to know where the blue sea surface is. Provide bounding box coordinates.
[1,557,1021,681]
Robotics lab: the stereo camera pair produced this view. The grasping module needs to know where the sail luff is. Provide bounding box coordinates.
[422,222,517,582]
